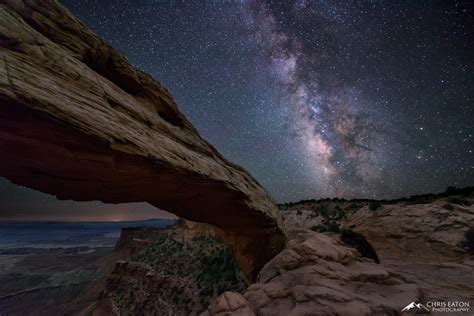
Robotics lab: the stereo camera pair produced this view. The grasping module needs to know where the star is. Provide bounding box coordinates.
[2,0,474,221]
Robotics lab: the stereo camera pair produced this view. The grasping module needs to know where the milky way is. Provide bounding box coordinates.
[1,0,473,214]
[240,1,386,197]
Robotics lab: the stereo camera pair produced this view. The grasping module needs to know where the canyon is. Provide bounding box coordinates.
[0,1,473,315]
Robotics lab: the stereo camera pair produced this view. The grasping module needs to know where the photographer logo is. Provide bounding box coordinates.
[401,300,470,313]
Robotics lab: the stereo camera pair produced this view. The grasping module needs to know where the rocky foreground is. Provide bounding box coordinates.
[96,190,473,315]
[1,1,473,315]
[204,190,474,315]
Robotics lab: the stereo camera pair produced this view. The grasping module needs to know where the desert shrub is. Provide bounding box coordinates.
[326,222,341,233]
[369,201,382,212]
[447,195,471,206]
[340,229,380,264]
[333,206,347,221]
[134,234,247,313]
[445,186,458,195]
[310,203,329,218]
[347,202,363,210]
[312,203,329,216]
[310,203,347,232]
[442,203,454,211]
[460,227,474,254]
[406,195,436,205]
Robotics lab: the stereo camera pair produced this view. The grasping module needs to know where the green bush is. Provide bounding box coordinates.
[310,203,329,218]
[310,203,347,233]
[134,234,247,314]
[369,201,382,211]
[406,195,435,205]
[333,206,347,221]
[326,222,340,233]
[347,203,363,210]
[447,196,471,206]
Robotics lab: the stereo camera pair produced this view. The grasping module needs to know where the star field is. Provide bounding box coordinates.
[1,0,473,218]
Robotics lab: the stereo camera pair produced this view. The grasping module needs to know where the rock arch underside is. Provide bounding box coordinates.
[0,0,286,280]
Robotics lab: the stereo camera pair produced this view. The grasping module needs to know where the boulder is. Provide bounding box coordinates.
[206,229,421,315]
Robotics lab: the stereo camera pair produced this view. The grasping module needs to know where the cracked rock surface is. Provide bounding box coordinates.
[205,229,420,316]
[206,197,474,315]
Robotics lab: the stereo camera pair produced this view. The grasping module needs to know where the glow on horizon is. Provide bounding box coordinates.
[0,211,178,222]
[0,178,179,222]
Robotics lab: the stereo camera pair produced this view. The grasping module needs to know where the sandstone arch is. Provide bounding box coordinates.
[0,0,286,280]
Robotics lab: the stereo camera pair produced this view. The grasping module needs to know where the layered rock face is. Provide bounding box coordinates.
[95,220,249,315]
[206,194,474,315]
[343,198,474,303]
[204,229,421,316]
[280,195,474,303]
[0,0,285,279]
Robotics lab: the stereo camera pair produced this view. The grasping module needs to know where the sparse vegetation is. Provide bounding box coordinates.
[405,195,436,205]
[278,186,474,208]
[369,201,382,212]
[447,195,471,206]
[346,202,363,211]
[311,203,330,218]
[340,229,380,264]
[310,202,348,233]
[132,234,248,314]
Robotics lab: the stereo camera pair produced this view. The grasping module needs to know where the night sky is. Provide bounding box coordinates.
[1,0,473,220]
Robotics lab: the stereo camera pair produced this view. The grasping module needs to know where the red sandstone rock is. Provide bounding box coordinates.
[205,229,421,315]
[0,0,285,280]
